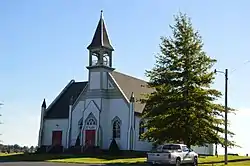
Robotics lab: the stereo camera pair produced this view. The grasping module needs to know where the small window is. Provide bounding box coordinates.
[86,118,96,125]
[139,121,145,140]
[108,81,114,89]
[112,120,121,139]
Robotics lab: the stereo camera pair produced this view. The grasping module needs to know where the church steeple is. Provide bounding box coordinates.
[87,10,114,70]
[87,10,114,51]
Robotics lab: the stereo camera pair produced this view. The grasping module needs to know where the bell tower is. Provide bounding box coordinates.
[87,11,114,90]
[87,10,114,70]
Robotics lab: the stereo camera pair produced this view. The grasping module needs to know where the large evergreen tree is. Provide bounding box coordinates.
[141,13,236,148]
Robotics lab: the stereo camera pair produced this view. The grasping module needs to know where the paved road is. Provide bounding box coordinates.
[0,162,107,166]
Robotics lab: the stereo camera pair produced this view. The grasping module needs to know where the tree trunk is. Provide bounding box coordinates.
[186,139,191,149]
[215,143,218,157]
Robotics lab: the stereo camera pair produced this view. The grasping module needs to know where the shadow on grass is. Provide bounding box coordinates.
[0,152,147,165]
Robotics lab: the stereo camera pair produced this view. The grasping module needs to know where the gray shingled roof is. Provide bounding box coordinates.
[44,81,88,119]
[111,71,154,113]
[87,11,114,51]
[44,71,153,119]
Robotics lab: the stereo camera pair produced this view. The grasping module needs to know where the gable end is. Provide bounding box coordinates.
[44,81,88,119]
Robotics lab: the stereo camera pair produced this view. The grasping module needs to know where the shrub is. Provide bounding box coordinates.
[108,139,120,154]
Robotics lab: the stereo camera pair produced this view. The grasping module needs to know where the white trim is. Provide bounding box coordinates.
[78,117,83,125]
[84,100,101,112]
[46,80,75,113]
[127,102,132,150]
[108,73,130,103]
[80,103,85,148]
[66,105,73,148]
[72,83,89,110]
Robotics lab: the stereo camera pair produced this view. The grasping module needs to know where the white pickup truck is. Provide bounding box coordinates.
[147,144,198,166]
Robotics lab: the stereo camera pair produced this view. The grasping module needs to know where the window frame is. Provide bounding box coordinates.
[112,117,121,139]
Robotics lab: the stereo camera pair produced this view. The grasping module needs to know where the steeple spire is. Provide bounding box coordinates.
[100,10,103,19]
[87,10,114,51]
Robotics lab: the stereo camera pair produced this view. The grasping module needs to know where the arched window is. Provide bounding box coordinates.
[86,118,96,125]
[84,113,97,130]
[112,118,121,139]
[139,121,145,140]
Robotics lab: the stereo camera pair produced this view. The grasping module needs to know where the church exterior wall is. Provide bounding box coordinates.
[191,144,214,155]
[99,98,109,149]
[102,72,108,89]
[89,72,101,89]
[100,98,130,150]
[69,75,128,149]
[70,100,85,146]
[134,116,152,151]
[43,119,68,147]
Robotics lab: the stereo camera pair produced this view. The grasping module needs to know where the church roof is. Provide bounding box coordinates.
[111,71,154,114]
[44,71,153,119]
[44,81,88,119]
[87,11,114,51]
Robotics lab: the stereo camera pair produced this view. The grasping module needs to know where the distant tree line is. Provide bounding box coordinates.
[0,144,37,153]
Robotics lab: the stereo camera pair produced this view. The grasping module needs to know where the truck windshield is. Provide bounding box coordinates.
[163,145,181,150]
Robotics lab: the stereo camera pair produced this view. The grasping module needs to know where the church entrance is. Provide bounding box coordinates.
[85,130,95,146]
[84,113,97,147]
[52,130,62,146]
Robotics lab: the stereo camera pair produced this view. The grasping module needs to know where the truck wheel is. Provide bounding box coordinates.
[176,158,181,166]
[193,157,198,166]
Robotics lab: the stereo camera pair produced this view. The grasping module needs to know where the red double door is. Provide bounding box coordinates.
[85,130,95,146]
[52,130,95,147]
[52,131,62,146]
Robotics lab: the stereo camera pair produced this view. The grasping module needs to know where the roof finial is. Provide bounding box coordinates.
[42,98,46,108]
[100,10,103,19]
[130,92,135,103]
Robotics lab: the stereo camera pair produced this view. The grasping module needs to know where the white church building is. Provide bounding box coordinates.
[37,11,214,155]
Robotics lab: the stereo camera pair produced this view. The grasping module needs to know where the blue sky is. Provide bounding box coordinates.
[0,0,250,154]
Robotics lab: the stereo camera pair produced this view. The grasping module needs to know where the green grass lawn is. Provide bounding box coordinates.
[199,155,250,165]
[0,153,250,165]
[201,160,250,166]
